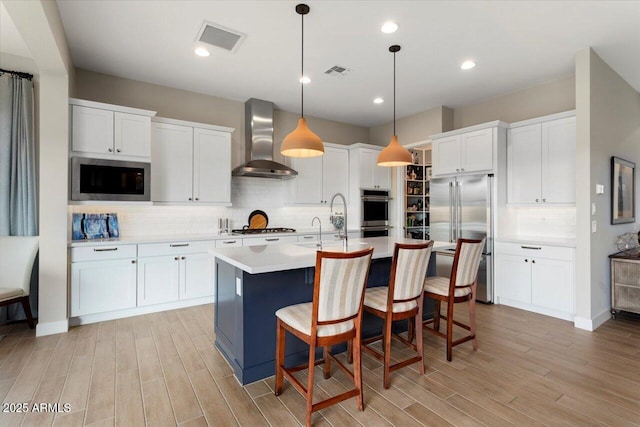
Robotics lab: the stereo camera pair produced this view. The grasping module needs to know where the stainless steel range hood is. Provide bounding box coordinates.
[232,98,298,179]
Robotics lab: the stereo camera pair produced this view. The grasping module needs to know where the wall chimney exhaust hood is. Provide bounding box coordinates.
[232,98,298,179]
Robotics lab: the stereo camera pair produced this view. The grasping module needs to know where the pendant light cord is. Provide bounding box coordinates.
[301,11,304,118]
[393,50,396,136]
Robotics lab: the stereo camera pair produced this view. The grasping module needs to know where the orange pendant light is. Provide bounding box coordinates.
[281,4,324,158]
[377,45,412,167]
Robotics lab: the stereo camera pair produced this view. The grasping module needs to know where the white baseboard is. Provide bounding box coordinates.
[69,296,214,326]
[574,308,611,331]
[496,298,575,322]
[36,319,69,337]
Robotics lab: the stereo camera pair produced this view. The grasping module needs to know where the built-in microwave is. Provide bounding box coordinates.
[71,157,150,201]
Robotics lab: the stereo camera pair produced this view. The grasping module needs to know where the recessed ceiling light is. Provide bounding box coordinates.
[373,97,384,104]
[381,21,398,34]
[461,60,476,70]
[194,47,210,57]
[299,75,311,84]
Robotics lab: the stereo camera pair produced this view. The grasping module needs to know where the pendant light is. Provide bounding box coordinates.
[281,4,324,158]
[377,45,412,167]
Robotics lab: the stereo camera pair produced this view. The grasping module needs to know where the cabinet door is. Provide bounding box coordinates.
[151,122,194,202]
[71,105,114,155]
[495,254,532,304]
[114,112,151,158]
[358,149,376,188]
[70,259,137,316]
[542,117,576,203]
[323,146,349,202]
[180,253,214,300]
[531,257,573,314]
[193,128,231,203]
[507,124,543,204]
[461,128,493,173]
[289,156,324,204]
[137,256,180,306]
[432,136,460,176]
[373,161,391,190]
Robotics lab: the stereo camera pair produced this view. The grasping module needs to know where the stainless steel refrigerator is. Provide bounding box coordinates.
[430,174,493,303]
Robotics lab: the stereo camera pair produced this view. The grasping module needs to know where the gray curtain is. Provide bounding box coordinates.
[0,72,38,321]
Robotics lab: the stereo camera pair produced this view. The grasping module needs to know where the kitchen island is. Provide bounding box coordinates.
[211,236,451,384]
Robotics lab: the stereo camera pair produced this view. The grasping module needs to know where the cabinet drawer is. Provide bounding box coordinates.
[215,238,242,248]
[243,236,298,246]
[298,234,318,242]
[70,244,137,262]
[495,241,573,261]
[138,240,216,257]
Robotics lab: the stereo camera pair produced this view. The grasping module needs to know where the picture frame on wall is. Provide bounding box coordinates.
[611,156,635,224]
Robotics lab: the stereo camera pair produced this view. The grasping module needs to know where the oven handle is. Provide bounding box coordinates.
[360,225,393,231]
[361,196,392,202]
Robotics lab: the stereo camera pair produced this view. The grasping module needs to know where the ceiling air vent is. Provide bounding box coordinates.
[196,21,245,53]
[324,65,351,77]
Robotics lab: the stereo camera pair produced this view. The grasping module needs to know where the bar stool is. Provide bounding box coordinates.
[275,247,373,427]
[361,242,433,389]
[423,238,485,361]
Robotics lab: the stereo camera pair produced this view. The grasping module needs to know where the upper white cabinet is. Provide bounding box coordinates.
[151,117,234,205]
[357,148,391,190]
[507,114,575,205]
[287,144,349,204]
[431,123,506,178]
[70,98,156,160]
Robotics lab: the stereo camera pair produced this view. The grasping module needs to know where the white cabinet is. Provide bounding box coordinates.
[432,128,494,177]
[70,99,155,160]
[70,245,137,317]
[151,118,233,204]
[495,241,574,320]
[243,235,298,246]
[507,115,575,204]
[358,148,391,190]
[137,241,216,306]
[288,144,349,204]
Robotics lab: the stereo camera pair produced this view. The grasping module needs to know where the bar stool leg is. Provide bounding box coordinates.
[275,319,285,395]
[306,344,316,426]
[383,316,393,389]
[353,332,364,411]
[446,299,455,362]
[323,346,331,379]
[470,288,478,351]
[433,300,441,331]
[416,295,425,375]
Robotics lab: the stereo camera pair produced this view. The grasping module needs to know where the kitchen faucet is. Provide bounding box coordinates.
[330,192,348,250]
[311,216,322,249]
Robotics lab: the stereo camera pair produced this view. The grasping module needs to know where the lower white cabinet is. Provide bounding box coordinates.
[70,245,137,317]
[137,255,181,306]
[181,252,215,300]
[495,242,574,320]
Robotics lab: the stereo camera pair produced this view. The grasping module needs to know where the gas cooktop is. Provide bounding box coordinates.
[231,227,296,235]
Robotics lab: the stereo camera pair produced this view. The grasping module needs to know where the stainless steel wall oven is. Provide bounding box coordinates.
[361,189,391,237]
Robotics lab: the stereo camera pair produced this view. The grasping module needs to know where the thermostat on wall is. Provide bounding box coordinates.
[596,184,605,194]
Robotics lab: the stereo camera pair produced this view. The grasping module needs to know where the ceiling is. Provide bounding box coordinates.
[51,1,640,127]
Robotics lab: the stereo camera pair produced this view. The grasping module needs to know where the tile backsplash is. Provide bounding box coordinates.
[68,177,345,239]
[508,206,576,240]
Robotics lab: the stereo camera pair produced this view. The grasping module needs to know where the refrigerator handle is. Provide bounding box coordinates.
[456,180,462,241]
[449,182,454,243]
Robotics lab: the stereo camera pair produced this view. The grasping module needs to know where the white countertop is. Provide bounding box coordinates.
[497,236,576,248]
[210,237,454,274]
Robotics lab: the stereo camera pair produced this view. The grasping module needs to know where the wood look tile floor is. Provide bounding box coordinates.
[0,303,639,426]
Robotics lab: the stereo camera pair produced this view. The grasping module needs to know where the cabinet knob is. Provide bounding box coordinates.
[188,197,192,201]
[461,168,465,171]
[195,198,199,201]
[131,260,136,264]
[532,260,536,264]
[108,148,113,152]
[116,149,121,153]
[181,256,186,260]
[535,198,539,203]
[525,259,528,262]
[174,257,179,260]
[542,198,546,203]
[456,168,460,172]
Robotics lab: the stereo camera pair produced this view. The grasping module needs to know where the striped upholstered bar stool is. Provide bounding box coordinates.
[275,247,373,427]
[361,242,434,389]
[423,238,485,361]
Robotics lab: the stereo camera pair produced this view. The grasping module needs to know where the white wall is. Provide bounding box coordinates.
[575,48,640,330]
[4,0,73,336]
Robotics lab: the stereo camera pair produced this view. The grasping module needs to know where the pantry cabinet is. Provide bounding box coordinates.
[507,114,575,204]
[151,117,234,204]
[287,144,349,204]
[70,99,156,160]
[495,241,574,320]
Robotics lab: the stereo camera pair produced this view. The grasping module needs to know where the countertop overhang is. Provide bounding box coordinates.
[210,237,454,274]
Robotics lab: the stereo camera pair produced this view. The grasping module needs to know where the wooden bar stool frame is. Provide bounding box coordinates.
[361,242,434,389]
[422,238,484,361]
[275,248,373,427]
